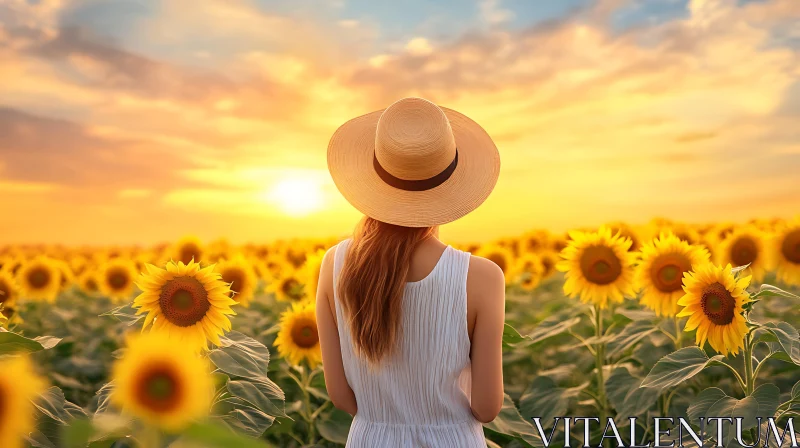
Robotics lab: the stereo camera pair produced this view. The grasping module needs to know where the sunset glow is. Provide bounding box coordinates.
[0,0,798,245]
[265,178,326,217]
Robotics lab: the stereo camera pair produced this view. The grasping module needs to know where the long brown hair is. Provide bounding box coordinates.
[337,216,435,364]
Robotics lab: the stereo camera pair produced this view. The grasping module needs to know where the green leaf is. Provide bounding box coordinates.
[528,315,582,345]
[735,384,780,429]
[32,386,87,425]
[686,385,780,446]
[317,408,354,444]
[751,284,800,300]
[503,323,527,346]
[640,347,723,391]
[792,379,800,400]
[761,322,800,365]
[226,378,286,419]
[732,263,752,276]
[214,397,276,438]
[519,376,586,424]
[687,388,729,421]
[182,421,272,448]
[60,418,94,448]
[483,394,543,447]
[0,330,61,355]
[605,367,659,418]
[606,320,658,358]
[704,394,739,445]
[209,331,271,380]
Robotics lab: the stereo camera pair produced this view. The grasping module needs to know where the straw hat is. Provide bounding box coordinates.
[327,97,500,228]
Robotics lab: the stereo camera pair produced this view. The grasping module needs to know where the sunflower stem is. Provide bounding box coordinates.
[301,366,317,445]
[743,332,754,396]
[673,315,683,349]
[593,305,608,424]
[138,424,161,448]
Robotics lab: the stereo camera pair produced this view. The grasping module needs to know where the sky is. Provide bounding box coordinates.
[1,0,799,245]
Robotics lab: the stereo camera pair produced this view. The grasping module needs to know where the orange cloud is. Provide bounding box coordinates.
[0,0,798,245]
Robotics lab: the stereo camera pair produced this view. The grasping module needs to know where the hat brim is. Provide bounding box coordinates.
[327,106,500,227]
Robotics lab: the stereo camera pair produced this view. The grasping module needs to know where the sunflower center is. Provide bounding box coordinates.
[731,237,758,267]
[86,278,98,292]
[222,269,245,295]
[159,277,211,327]
[700,282,736,325]
[291,319,319,349]
[108,268,129,290]
[541,257,555,275]
[135,366,182,412]
[781,230,800,264]
[0,282,9,304]
[28,267,50,289]
[579,245,622,285]
[179,244,202,264]
[650,253,691,293]
[282,278,301,300]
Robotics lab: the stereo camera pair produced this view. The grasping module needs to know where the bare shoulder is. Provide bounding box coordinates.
[317,244,341,292]
[467,254,506,304]
[468,254,505,284]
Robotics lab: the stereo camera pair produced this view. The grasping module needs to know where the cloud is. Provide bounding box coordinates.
[0,0,798,244]
[479,0,515,26]
[0,107,197,194]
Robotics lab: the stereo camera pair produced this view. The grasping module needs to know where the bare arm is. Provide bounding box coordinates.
[467,256,506,423]
[316,245,358,416]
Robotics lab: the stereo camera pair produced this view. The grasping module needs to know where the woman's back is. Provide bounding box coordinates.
[331,239,487,447]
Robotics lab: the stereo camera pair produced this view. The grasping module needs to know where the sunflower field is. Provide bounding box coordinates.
[1,217,800,447]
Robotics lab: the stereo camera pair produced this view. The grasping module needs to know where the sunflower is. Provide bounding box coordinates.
[262,254,287,280]
[772,217,800,285]
[268,271,305,302]
[475,244,515,281]
[557,227,637,309]
[549,235,569,253]
[16,256,62,302]
[54,260,75,293]
[215,255,258,307]
[635,233,710,316]
[77,270,102,296]
[0,255,21,274]
[111,331,213,432]
[0,356,47,448]
[0,270,19,310]
[607,222,642,252]
[100,258,138,302]
[520,230,549,254]
[666,223,702,246]
[677,263,750,356]
[133,260,236,348]
[275,301,322,368]
[511,253,545,291]
[284,244,308,269]
[172,236,204,265]
[716,226,770,283]
[301,249,326,301]
[538,251,559,279]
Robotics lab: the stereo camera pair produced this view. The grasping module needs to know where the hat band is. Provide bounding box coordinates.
[373,150,459,192]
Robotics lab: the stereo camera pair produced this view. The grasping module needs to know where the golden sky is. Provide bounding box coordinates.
[1,0,799,245]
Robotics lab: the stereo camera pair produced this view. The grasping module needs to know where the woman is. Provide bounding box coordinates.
[316,97,505,447]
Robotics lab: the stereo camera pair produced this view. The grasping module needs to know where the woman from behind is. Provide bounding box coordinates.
[316,97,505,447]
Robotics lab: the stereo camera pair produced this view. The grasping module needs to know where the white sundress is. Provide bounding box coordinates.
[332,239,487,448]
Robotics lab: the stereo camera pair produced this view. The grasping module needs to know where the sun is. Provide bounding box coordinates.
[266,178,324,217]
